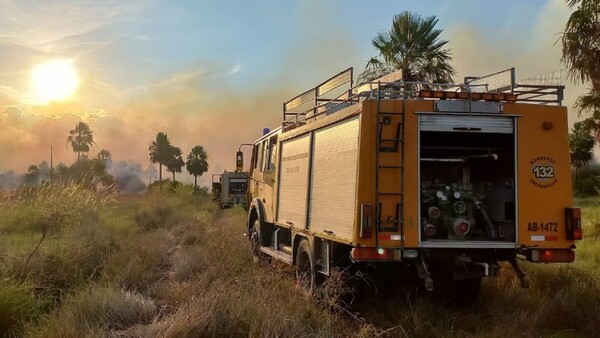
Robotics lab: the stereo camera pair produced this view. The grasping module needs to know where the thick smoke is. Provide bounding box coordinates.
[0,171,20,190]
[110,160,146,194]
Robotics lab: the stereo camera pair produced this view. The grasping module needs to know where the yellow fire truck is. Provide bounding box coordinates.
[212,170,249,209]
[244,67,582,302]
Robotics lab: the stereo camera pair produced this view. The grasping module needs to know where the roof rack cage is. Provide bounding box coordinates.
[281,67,565,131]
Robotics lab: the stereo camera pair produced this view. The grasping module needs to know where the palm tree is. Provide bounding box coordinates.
[562,0,600,92]
[562,0,600,137]
[166,146,185,181]
[572,91,600,139]
[359,11,455,84]
[66,122,95,164]
[96,149,112,162]
[96,149,112,172]
[186,145,209,189]
[149,132,172,181]
[570,120,595,191]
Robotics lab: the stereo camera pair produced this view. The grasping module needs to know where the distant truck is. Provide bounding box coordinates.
[243,67,582,302]
[212,171,249,209]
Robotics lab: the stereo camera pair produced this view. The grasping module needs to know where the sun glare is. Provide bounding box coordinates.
[31,60,80,104]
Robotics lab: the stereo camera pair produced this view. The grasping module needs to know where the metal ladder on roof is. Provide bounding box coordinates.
[375,81,406,248]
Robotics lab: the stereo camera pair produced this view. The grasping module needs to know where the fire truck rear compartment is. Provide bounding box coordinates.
[419,128,516,243]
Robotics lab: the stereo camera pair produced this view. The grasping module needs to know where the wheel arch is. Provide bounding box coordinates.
[247,198,266,232]
[292,233,313,266]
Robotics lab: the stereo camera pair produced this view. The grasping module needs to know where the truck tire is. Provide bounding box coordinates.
[296,239,316,294]
[249,218,267,262]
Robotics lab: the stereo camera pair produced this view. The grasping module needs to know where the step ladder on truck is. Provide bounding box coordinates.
[241,66,582,302]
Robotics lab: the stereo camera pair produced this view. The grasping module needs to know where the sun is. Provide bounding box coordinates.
[31,59,80,103]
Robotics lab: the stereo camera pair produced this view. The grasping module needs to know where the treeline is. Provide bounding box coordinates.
[148,132,208,189]
[0,124,210,193]
[569,120,600,196]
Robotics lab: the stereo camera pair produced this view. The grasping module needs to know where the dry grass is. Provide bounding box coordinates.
[1,185,599,337]
[28,287,156,337]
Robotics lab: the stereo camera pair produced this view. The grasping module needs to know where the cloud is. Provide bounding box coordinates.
[226,64,242,76]
[127,66,208,95]
[0,85,19,101]
[0,0,148,53]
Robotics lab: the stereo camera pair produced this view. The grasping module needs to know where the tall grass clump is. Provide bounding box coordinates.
[0,182,118,334]
[6,183,117,284]
[27,287,156,337]
[0,279,45,336]
[101,229,172,293]
[133,182,211,232]
[120,204,356,338]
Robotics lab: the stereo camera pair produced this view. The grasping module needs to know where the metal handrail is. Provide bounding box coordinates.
[282,78,565,129]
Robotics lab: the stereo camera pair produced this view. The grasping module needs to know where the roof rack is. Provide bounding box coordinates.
[282,67,565,130]
[282,67,353,130]
[464,67,564,105]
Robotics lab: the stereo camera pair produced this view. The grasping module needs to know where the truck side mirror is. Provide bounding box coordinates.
[236,151,244,172]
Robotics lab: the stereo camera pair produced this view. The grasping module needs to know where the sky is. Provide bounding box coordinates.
[0,0,586,187]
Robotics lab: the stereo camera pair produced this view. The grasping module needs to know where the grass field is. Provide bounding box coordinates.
[0,183,598,337]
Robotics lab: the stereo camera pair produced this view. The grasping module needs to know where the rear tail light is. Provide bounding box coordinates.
[351,247,402,261]
[359,204,372,238]
[565,207,582,240]
[453,218,470,236]
[527,249,575,263]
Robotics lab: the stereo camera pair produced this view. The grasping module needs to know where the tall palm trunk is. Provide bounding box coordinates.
[158,164,162,181]
[194,175,197,189]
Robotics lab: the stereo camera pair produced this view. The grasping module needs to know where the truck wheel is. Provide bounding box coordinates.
[249,219,266,262]
[296,239,316,294]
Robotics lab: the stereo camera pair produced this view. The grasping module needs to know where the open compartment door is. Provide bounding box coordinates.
[418,114,517,247]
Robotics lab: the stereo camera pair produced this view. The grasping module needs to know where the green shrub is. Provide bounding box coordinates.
[574,164,600,195]
[21,227,114,292]
[133,205,175,231]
